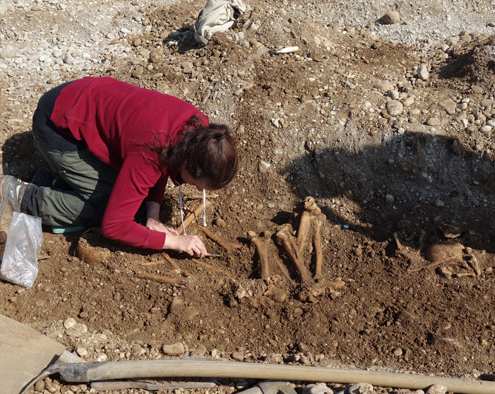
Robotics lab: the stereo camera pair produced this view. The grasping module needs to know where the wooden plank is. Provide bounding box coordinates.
[0,314,65,394]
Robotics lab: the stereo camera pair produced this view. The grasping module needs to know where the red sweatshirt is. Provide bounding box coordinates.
[50,76,209,250]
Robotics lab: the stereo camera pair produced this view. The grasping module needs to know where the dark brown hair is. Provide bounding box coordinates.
[147,116,238,190]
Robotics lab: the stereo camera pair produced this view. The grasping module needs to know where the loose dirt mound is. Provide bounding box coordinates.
[440,36,495,90]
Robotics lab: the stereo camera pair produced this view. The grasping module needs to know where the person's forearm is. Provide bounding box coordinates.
[146,201,161,220]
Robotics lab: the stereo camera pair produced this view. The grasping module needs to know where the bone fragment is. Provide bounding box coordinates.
[276,224,311,283]
[313,214,324,279]
[393,232,403,250]
[177,201,211,234]
[199,226,241,254]
[248,231,270,280]
[296,196,321,255]
[465,247,481,275]
[271,250,295,285]
[136,272,184,285]
[407,256,458,273]
[191,258,235,278]
[164,253,190,277]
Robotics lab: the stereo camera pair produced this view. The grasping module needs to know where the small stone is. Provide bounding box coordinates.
[76,347,88,357]
[440,98,456,115]
[63,53,75,65]
[149,49,163,64]
[214,217,226,227]
[162,342,186,356]
[232,351,244,361]
[303,383,334,394]
[79,311,89,319]
[480,125,492,133]
[45,377,61,393]
[375,80,394,93]
[66,323,88,337]
[52,49,63,58]
[34,379,46,391]
[63,317,77,329]
[425,384,447,394]
[96,353,107,362]
[403,96,415,107]
[393,348,403,356]
[259,160,271,173]
[381,11,400,25]
[387,90,399,99]
[434,199,444,208]
[417,64,429,80]
[347,382,374,394]
[427,117,440,126]
[386,100,403,116]
[385,194,394,204]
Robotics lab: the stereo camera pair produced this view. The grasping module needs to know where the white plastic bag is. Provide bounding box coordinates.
[0,212,43,288]
[194,0,247,44]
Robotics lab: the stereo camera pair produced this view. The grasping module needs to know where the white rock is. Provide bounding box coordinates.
[375,80,394,93]
[65,323,88,337]
[162,342,186,356]
[347,382,373,394]
[403,96,415,107]
[96,353,108,362]
[417,64,430,80]
[425,384,447,394]
[63,317,77,329]
[259,160,271,173]
[387,90,399,99]
[386,100,403,116]
[76,347,88,357]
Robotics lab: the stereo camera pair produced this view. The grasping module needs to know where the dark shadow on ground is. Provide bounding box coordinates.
[1,130,44,180]
[163,29,203,54]
[285,132,495,253]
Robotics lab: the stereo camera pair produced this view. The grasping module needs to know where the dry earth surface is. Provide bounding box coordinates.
[1,0,495,393]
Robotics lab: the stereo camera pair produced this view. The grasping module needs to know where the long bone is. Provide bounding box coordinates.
[296,196,321,255]
[248,231,271,280]
[276,224,311,283]
[313,214,324,279]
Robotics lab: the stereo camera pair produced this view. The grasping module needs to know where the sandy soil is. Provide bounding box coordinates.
[1,0,495,393]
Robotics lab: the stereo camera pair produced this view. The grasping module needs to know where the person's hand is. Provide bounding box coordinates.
[163,233,208,258]
[146,218,178,236]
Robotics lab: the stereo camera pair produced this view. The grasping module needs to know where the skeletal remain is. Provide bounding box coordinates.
[248,231,270,280]
[136,272,184,285]
[408,256,459,273]
[425,242,464,262]
[393,232,403,250]
[176,201,212,234]
[164,253,190,277]
[465,247,481,275]
[276,224,311,283]
[296,196,321,255]
[199,226,241,254]
[313,214,324,279]
[271,249,295,285]
[410,241,481,275]
[191,258,235,278]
